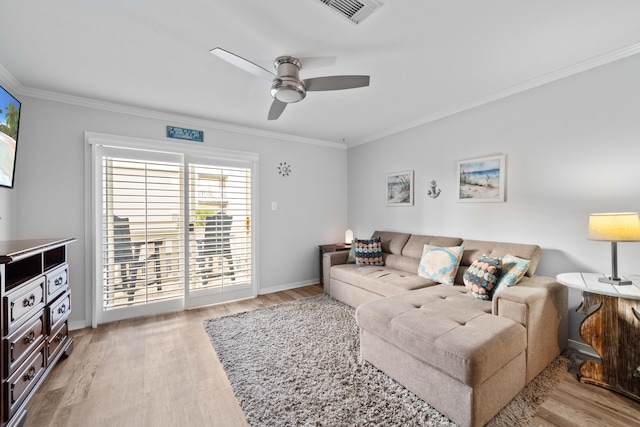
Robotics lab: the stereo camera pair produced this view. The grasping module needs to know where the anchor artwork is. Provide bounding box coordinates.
[427,180,441,198]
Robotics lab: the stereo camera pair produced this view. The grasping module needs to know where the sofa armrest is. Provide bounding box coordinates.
[323,251,350,293]
[492,275,568,383]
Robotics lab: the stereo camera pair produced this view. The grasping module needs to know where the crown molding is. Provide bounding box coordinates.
[0,66,22,95]
[0,65,346,150]
[349,42,640,148]
[3,41,640,151]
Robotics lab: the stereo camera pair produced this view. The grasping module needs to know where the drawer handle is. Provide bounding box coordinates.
[23,366,36,382]
[23,330,36,344]
[54,277,64,287]
[58,304,67,314]
[55,331,65,343]
[634,367,640,378]
[23,294,36,307]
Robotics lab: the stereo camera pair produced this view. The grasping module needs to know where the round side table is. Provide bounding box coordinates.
[556,272,640,402]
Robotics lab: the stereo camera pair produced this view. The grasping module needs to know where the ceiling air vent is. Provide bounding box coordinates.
[315,0,384,25]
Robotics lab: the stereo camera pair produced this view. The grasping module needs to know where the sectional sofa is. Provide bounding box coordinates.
[322,231,568,427]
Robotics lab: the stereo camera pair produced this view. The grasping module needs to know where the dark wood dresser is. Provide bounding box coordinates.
[0,238,75,427]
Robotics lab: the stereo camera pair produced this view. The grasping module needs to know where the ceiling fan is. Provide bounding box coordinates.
[210,47,370,120]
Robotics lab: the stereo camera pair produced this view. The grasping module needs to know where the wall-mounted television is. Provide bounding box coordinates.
[0,84,21,188]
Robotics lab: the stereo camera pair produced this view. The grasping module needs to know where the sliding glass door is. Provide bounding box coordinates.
[186,160,253,307]
[91,138,257,325]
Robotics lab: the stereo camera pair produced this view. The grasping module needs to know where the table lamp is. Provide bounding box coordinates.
[588,212,640,285]
[345,229,353,244]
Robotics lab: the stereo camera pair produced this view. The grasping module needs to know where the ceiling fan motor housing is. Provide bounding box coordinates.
[271,56,306,103]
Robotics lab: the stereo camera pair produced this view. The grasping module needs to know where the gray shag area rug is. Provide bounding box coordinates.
[204,294,573,427]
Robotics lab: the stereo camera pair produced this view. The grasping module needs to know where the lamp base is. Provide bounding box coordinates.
[599,276,632,286]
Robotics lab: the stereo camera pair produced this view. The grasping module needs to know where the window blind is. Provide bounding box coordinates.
[102,156,184,309]
[188,163,252,291]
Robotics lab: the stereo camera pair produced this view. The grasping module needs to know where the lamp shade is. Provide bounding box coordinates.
[588,212,640,242]
[345,229,354,244]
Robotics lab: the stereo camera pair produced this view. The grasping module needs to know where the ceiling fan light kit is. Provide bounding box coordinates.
[270,56,306,103]
[210,47,370,120]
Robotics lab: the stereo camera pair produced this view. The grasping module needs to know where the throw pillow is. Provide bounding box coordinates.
[346,240,356,264]
[494,254,531,294]
[417,244,464,285]
[463,255,502,300]
[353,237,384,266]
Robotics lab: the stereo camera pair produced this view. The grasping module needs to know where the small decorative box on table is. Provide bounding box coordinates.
[556,272,640,402]
[0,238,76,427]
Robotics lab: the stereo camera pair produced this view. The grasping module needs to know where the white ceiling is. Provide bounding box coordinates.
[1,0,640,147]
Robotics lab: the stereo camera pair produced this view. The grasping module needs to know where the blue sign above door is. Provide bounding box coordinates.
[166,126,204,142]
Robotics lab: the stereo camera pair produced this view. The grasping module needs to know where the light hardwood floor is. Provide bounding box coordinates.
[24,285,640,427]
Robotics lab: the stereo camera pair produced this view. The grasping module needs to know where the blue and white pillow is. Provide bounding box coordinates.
[463,255,502,300]
[417,244,464,285]
[494,254,531,294]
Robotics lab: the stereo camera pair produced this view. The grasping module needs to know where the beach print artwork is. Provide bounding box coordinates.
[457,155,505,202]
[386,170,414,206]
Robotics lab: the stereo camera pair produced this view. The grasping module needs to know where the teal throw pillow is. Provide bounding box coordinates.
[346,240,356,264]
[494,254,531,294]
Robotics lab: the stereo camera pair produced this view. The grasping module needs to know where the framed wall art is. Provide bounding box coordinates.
[457,154,505,202]
[386,170,414,206]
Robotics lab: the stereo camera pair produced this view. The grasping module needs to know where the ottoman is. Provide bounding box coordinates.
[355,285,527,427]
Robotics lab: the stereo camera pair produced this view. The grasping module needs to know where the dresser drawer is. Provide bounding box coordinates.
[46,322,69,367]
[45,264,69,303]
[3,312,45,377]
[5,342,45,419]
[4,277,46,335]
[47,291,71,333]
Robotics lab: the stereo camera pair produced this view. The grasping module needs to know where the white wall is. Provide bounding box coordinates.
[0,187,16,239]
[11,96,347,327]
[348,53,640,345]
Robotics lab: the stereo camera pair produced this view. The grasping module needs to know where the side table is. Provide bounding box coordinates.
[318,243,351,284]
[556,272,640,402]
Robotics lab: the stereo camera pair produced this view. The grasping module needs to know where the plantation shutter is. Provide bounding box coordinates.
[188,163,252,292]
[101,151,184,310]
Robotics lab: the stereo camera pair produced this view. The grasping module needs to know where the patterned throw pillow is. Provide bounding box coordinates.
[494,254,531,294]
[353,237,384,266]
[463,255,502,300]
[417,245,464,285]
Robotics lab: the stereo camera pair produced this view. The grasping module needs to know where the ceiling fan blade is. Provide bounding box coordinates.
[268,100,287,120]
[210,47,275,81]
[304,75,370,91]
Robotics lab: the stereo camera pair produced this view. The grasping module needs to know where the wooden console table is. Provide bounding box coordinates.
[557,272,640,402]
[1,238,75,427]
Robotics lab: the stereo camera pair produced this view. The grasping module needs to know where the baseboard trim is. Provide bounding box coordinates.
[68,320,87,331]
[259,279,319,295]
[568,339,599,359]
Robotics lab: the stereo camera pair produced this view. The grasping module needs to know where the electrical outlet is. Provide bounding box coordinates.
[271,202,277,211]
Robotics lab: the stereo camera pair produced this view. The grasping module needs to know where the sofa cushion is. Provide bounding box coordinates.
[494,254,531,294]
[463,255,502,300]
[371,231,411,255]
[355,285,527,387]
[402,235,464,259]
[331,264,435,296]
[417,245,464,285]
[353,237,384,266]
